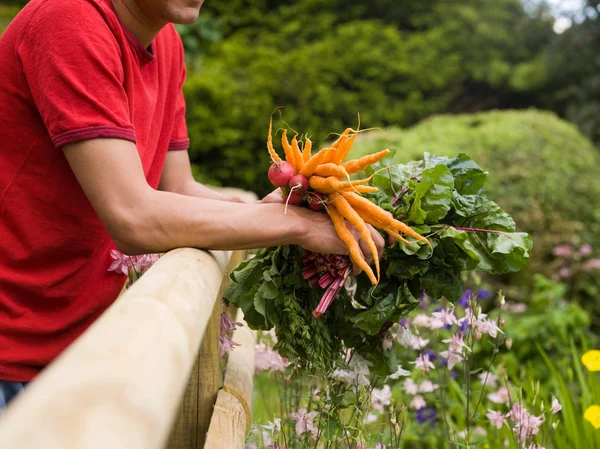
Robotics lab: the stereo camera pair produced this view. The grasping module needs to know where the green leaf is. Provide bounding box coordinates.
[451,191,516,231]
[407,164,454,224]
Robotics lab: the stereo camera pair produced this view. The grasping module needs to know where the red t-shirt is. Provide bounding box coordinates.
[0,0,189,381]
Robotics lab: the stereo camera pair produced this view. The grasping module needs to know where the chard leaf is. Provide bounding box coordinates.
[451,191,516,231]
[406,164,454,224]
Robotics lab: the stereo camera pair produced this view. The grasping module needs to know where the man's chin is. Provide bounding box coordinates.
[169,8,201,25]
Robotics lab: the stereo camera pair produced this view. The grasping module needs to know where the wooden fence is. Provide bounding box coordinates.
[0,248,255,449]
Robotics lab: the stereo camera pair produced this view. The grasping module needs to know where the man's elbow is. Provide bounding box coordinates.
[105,206,157,256]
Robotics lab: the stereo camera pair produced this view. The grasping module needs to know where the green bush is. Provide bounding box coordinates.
[349,109,600,293]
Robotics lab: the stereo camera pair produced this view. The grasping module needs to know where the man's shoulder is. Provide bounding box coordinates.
[16,0,115,40]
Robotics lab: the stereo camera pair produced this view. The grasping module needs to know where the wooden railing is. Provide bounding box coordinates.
[0,248,255,449]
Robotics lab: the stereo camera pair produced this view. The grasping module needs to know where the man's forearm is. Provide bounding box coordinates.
[114,187,305,254]
[175,180,247,203]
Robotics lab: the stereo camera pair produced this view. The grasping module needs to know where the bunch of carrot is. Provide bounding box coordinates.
[266,118,430,288]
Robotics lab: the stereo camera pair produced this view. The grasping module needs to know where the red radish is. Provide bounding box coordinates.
[306,192,326,211]
[285,189,305,206]
[268,162,295,188]
[288,174,309,192]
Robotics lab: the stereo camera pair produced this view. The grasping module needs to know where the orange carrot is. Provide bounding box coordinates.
[327,204,377,285]
[343,192,430,246]
[342,149,389,174]
[281,129,296,169]
[339,185,379,194]
[331,132,358,165]
[309,175,373,193]
[331,128,352,149]
[267,117,282,163]
[352,206,413,245]
[300,148,335,177]
[302,137,312,163]
[291,134,304,171]
[313,163,350,179]
[329,192,380,283]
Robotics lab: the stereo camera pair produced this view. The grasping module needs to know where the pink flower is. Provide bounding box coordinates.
[418,380,439,393]
[440,349,462,370]
[478,371,498,388]
[559,267,571,278]
[551,397,562,414]
[220,312,242,334]
[289,408,319,437]
[255,343,289,373]
[410,353,435,373]
[487,387,510,404]
[219,313,242,357]
[476,318,503,338]
[486,409,507,429]
[552,244,574,258]
[411,395,427,410]
[432,308,458,327]
[442,333,470,354]
[585,258,600,270]
[403,378,419,395]
[375,444,387,449]
[579,243,593,256]
[219,334,240,357]
[132,253,159,273]
[108,249,130,275]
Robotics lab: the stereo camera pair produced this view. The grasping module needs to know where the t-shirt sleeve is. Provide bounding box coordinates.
[17,2,135,149]
[168,36,189,151]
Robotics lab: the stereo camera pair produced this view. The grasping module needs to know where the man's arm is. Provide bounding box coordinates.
[158,150,248,202]
[63,139,380,259]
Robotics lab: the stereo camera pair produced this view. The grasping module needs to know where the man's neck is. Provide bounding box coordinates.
[111,0,166,48]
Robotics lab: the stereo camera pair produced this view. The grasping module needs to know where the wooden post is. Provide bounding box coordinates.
[204,310,256,449]
[167,250,249,449]
[0,248,230,449]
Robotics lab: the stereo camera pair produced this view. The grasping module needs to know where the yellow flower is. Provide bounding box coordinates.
[581,350,600,371]
[585,406,600,429]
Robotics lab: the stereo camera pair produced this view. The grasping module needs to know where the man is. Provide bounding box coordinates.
[0,0,383,410]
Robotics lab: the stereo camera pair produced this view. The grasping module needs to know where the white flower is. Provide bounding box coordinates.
[389,364,411,379]
[333,353,372,386]
[371,385,392,413]
[412,314,431,327]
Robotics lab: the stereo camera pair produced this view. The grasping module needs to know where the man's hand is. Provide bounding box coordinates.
[259,188,284,204]
[285,205,385,275]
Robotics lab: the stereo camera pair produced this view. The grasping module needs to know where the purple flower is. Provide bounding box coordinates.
[416,407,438,426]
[424,349,438,361]
[477,289,493,300]
[458,289,472,308]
